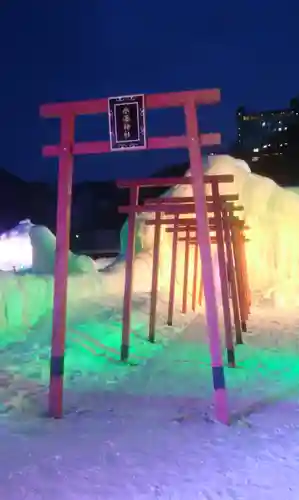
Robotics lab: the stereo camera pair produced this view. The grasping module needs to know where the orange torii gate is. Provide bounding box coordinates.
[229,217,251,332]
[41,87,234,423]
[118,175,244,388]
[144,194,250,340]
[143,196,249,356]
[168,214,249,343]
[145,200,242,356]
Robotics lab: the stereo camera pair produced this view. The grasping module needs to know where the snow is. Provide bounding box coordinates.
[1,305,299,499]
[1,155,299,498]
[206,156,299,307]
[30,225,97,275]
[95,257,116,270]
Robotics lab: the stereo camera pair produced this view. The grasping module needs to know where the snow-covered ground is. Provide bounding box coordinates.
[1,295,299,499]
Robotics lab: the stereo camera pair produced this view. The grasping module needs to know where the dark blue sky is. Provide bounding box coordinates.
[0,0,298,182]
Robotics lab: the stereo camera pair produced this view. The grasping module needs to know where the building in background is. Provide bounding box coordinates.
[236,98,299,160]
[232,97,299,185]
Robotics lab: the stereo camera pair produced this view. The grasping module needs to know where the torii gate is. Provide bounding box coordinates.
[41,89,229,423]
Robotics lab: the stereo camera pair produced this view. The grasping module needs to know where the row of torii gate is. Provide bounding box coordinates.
[41,88,251,424]
[117,174,250,357]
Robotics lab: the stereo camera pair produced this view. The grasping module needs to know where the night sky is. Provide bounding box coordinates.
[0,1,298,182]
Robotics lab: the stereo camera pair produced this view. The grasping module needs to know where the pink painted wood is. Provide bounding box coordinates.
[184,100,229,425]
[198,271,204,307]
[40,89,221,118]
[145,196,195,204]
[119,204,197,215]
[48,111,75,418]
[121,186,139,361]
[117,174,234,189]
[192,243,199,312]
[145,194,239,204]
[43,134,220,158]
[231,224,249,332]
[167,214,179,326]
[120,202,238,217]
[222,210,243,344]
[147,217,197,227]
[239,230,251,317]
[182,228,191,314]
[211,180,235,368]
[149,212,162,342]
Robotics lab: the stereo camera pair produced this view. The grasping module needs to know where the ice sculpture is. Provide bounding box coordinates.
[0,219,33,271]
[0,220,96,274]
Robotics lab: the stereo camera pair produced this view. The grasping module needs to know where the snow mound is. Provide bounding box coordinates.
[206,155,299,307]
[30,226,96,274]
[0,226,99,336]
[121,154,299,308]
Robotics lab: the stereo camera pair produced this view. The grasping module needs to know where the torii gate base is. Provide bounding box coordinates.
[41,89,229,424]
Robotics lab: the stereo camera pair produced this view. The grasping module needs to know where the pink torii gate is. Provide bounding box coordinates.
[118,179,238,367]
[40,89,229,423]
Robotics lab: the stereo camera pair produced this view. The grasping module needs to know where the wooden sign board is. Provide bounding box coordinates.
[108,94,147,151]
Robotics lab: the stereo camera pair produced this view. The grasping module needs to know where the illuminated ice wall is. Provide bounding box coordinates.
[121,155,299,308]
[2,155,299,312]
